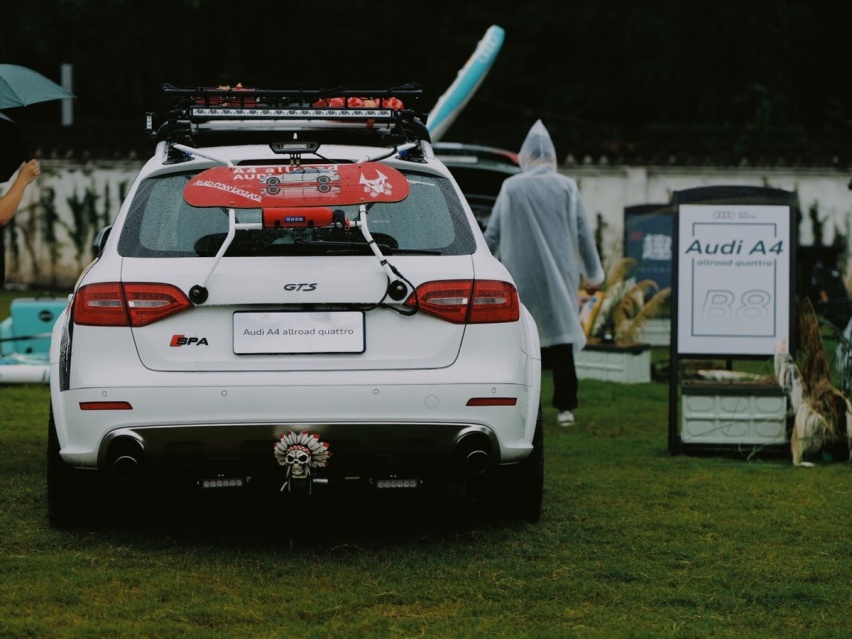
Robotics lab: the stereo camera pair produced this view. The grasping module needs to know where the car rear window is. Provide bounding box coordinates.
[118,169,476,258]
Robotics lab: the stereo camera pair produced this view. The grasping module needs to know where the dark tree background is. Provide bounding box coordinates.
[2,0,851,165]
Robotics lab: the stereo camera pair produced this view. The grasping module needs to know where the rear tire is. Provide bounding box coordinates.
[473,407,544,522]
[506,407,544,522]
[47,408,108,528]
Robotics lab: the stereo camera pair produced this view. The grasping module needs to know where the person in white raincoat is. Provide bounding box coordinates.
[484,120,604,426]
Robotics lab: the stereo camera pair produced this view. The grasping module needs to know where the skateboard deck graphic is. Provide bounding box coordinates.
[184,162,410,209]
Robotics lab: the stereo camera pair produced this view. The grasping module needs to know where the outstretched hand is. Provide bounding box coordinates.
[19,159,41,184]
[1,159,42,226]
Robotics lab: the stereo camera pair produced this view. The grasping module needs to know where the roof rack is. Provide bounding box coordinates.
[147,83,431,147]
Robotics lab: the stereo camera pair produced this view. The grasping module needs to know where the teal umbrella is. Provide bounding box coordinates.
[0,64,74,109]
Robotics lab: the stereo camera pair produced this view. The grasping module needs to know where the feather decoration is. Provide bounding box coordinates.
[792,401,829,467]
[588,256,670,344]
[776,299,852,465]
[617,286,671,344]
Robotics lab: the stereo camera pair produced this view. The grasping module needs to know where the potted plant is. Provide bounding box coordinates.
[577,257,671,383]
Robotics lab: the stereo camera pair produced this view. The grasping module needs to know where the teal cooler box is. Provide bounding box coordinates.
[0,297,68,355]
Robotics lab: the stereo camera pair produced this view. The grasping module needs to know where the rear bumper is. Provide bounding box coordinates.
[50,306,541,484]
[51,379,535,470]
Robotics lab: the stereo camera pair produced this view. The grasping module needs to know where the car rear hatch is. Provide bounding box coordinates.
[97,160,504,373]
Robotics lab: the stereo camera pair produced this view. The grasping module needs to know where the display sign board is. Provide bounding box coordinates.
[667,185,797,455]
[624,204,673,293]
[676,203,791,355]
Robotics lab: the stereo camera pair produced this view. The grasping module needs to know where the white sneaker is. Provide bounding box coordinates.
[557,410,575,426]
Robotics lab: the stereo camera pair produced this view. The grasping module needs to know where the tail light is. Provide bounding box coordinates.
[73,283,192,327]
[79,401,133,410]
[466,397,518,406]
[405,280,520,324]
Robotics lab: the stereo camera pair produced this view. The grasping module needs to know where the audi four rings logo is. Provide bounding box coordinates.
[284,283,317,291]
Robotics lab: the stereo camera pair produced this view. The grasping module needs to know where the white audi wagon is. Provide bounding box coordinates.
[47,84,542,527]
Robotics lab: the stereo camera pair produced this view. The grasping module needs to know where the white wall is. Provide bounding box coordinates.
[1,161,141,288]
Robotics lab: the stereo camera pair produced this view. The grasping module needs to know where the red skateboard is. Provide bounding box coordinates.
[184,162,410,209]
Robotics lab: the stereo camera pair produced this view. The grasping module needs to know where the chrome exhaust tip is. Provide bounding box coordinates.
[465,449,491,475]
[107,435,144,480]
[113,455,140,480]
[456,429,494,475]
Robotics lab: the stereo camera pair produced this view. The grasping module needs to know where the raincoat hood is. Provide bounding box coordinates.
[518,120,558,172]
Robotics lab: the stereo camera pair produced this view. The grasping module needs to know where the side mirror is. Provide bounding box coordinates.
[92,225,112,258]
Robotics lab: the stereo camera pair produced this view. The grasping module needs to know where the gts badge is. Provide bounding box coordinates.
[170,335,209,347]
[284,283,317,292]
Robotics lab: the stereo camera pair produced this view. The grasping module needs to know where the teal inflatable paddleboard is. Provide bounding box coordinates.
[427,25,505,142]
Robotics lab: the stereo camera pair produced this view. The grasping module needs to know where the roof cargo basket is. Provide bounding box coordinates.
[147,83,430,147]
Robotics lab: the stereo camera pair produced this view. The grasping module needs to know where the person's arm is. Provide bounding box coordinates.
[0,160,40,226]
[575,195,604,288]
[483,185,507,255]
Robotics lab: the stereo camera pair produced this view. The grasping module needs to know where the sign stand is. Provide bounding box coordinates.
[668,186,797,454]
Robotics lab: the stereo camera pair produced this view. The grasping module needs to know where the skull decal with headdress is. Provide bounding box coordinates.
[274,430,332,488]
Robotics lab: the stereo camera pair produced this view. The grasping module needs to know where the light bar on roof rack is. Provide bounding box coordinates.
[190,107,398,120]
[192,121,398,135]
[194,121,396,133]
[186,106,403,135]
[189,107,399,129]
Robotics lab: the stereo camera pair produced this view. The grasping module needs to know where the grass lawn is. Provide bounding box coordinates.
[1,290,850,638]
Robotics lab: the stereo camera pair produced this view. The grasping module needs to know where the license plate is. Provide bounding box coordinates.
[233,311,364,354]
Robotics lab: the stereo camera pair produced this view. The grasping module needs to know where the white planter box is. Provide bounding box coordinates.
[638,317,671,347]
[576,343,652,384]
[681,382,788,446]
